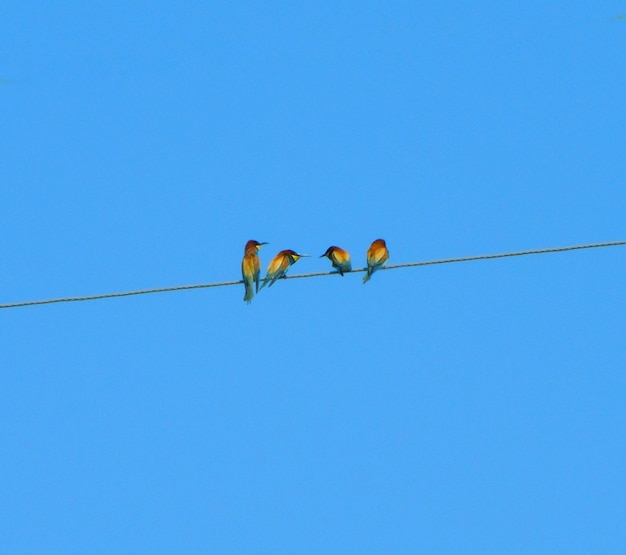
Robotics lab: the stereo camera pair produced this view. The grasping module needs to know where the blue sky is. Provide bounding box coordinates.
[2,2,625,553]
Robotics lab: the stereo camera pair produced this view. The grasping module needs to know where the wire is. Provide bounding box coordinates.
[1,239,624,310]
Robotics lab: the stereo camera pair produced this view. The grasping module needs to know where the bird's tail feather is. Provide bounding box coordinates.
[243,283,254,303]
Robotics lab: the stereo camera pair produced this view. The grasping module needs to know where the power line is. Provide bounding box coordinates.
[1,239,624,310]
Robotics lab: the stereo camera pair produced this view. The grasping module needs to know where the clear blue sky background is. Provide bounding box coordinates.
[2,2,625,553]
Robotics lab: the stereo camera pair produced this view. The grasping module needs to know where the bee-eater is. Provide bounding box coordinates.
[363,239,389,283]
[320,246,352,276]
[260,249,308,290]
[241,240,268,303]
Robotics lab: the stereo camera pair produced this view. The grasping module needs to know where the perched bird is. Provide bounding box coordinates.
[363,239,389,283]
[320,246,352,276]
[260,249,308,290]
[241,240,268,303]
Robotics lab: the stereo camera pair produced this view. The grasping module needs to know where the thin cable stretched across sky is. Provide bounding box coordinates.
[1,239,624,310]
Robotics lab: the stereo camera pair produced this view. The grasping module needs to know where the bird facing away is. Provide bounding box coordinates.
[260,249,308,290]
[241,240,268,303]
[363,239,389,283]
[320,246,352,276]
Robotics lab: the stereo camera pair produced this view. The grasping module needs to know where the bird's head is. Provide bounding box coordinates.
[283,249,309,262]
[245,240,268,253]
[320,246,338,259]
